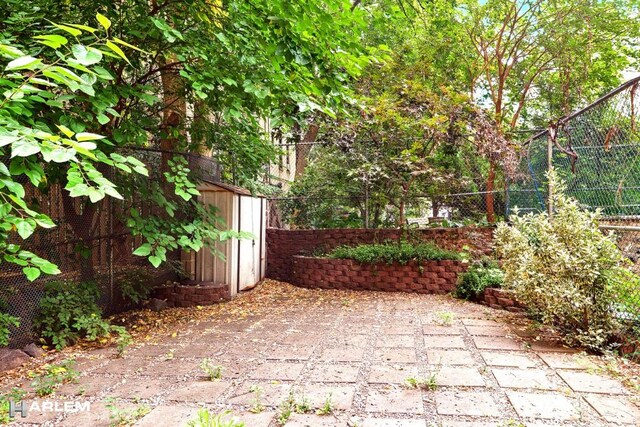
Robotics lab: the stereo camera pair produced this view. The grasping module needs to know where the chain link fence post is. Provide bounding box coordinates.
[547,124,555,219]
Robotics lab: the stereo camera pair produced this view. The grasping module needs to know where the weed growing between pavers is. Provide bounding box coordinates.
[276,389,313,425]
[200,358,223,381]
[434,311,455,326]
[29,359,79,397]
[404,365,440,391]
[316,392,334,415]
[105,398,150,427]
[404,374,438,391]
[186,409,245,427]
[114,326,133,358]
[248,385,265,413]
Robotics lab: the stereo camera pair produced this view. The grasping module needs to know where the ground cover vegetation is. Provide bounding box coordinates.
[329,241,462,264]
[454,258,504,301]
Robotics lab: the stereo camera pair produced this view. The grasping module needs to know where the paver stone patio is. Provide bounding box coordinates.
[1,280,637,427]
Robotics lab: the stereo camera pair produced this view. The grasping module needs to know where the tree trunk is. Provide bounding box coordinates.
[432,199,439,217]
[295,124,318,178]
[159,56,187,171]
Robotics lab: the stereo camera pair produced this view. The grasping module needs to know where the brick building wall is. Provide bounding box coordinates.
[266,227,494,282]
[291,256,468,294]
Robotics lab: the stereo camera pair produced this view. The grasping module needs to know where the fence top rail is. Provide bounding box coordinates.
[269,189,543,202]
[523,75,640,146]
[599,225,640,232]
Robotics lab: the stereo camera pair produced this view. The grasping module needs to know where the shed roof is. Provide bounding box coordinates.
[199,179,266,198]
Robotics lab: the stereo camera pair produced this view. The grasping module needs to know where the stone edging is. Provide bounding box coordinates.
[152,282,230,307]
[480,287,525,312]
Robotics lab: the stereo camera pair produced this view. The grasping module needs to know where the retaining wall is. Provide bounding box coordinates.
[291,256,468,294]
[267,227,493,282]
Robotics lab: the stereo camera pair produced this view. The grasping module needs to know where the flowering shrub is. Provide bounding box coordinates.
[495,170,636,351]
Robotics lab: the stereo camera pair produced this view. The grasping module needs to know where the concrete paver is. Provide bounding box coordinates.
[368,364,419,384]
[426,349,475,366]
[556,370,627,394]
[307,364,360,383]
[365,388,424,414]
[506,391,579,420]
[435,391,501,416]
[423,335,466,349]
[491,368,560,390]
[480,351,538,368]
[583,394,640,424]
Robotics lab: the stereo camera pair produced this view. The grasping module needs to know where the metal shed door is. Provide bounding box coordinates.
[238,196,261,291]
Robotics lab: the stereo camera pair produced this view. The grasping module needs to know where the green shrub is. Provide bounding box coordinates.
[495,170,632,351]
[455,258,504,300]
[0,312,19,347]
[35,280,112,349]
[115,267,155,305]
[328,241,462,264]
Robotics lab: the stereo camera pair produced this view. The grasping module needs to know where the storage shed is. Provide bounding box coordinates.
[182,180,266,297]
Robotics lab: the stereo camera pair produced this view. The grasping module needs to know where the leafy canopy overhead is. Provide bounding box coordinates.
[0,13,146,280]
[0,0,377,278]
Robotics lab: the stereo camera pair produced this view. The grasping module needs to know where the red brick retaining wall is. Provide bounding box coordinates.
[291,256,469,294]
[267,227,493,282]
[152,283,230,307]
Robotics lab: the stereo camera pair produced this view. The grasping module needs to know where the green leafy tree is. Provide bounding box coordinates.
[0,14,145,280]
[1,1,376,276]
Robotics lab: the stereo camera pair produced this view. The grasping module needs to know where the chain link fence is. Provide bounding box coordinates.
[510,78,640,217]
[264,142,314,191]
[1,150,223,347]
[510,77,640,327]
[267,190,505,230]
